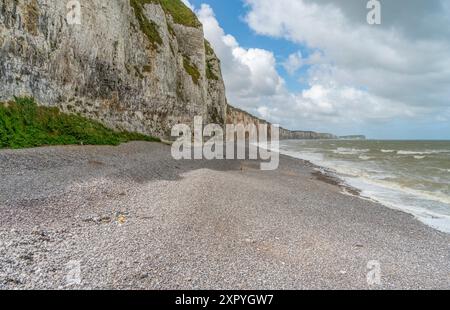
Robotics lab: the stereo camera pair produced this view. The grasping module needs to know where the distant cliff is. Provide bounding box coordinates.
[339,135,366,140]
[226,105,337,140]
[279,129,337,140]
[226,105,268,127]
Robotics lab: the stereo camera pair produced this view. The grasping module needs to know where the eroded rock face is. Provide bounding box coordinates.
[226,105,336,140]
[226,105,269,129]
[0,0,227,139]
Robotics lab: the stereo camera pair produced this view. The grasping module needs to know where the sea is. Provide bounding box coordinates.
[277,139,450,233]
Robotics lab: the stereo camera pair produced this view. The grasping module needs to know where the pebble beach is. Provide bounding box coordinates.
[1,142,449,289]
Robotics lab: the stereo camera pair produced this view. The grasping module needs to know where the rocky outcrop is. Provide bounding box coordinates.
[227,105,336,140]
[0,0,226,139]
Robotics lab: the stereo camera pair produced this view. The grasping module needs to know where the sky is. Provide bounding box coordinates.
[182,0,450,139]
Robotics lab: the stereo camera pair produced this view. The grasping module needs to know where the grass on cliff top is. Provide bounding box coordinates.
[153,0,201,28]
[0,97,160,149]
[130,0,201,47]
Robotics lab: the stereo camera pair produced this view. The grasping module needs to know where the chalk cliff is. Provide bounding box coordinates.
[0,0,335,140]
[227,105,337,140]
[279,128,337,140]
[0,0,226,139]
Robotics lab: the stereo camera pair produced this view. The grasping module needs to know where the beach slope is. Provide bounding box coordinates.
[0,142,449,289]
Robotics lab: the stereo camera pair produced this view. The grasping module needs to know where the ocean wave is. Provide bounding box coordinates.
[276,140,450,234]
[314,161,450,207]
[363,178,450,206]
[333,148,370,155]
[333,172,450,231]
[359,155,372,160]
[397,150,450,155]
[434,168,450,173]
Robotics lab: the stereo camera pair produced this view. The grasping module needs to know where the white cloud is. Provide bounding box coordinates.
[283,52,303,76]
[186,0,450,137]
[196,4,284,111]
[242,0,450,134]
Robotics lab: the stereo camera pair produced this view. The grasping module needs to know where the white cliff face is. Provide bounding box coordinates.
[0,0,227,138]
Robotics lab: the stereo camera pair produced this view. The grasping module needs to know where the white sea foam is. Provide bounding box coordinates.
[345,178,450,233]
[351,176,450,206]
[276,141,450,234]
[359,155,372,160]
[397,150,450,155]
[436,168,450,173]
[333,148,370,155]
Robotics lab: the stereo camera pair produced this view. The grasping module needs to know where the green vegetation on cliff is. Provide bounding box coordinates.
[206,61,219,81]
[204,40,219,81]
[204,40,215,56]
[130,0,201,47]
[130,0,201,48]
[130,0,163,48]
[183,56,201,85]
[153,0,201,28]
[0,97,160,149]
